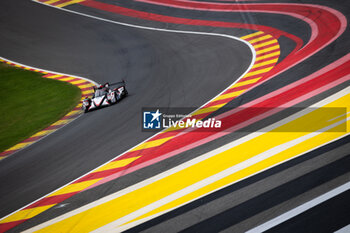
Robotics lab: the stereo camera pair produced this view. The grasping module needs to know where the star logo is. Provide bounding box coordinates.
[151,109,162,122]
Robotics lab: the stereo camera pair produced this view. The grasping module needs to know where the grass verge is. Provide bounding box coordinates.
[0,63,81,152]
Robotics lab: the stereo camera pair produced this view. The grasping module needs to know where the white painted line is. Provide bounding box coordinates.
[1,0,255,223]
[335,224,350,233]
[328,111,350,122]
[246,181,350,233]
[25,87,350,232]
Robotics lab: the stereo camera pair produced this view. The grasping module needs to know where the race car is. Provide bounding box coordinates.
[82,81,128,113]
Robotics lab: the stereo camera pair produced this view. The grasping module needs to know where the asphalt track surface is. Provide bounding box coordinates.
[0,0,349,232]
[0,0,251,217]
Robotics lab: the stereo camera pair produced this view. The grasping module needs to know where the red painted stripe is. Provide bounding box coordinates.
[62,78,81,82]
[61,114,80,120]
[43,73,56,77]
[75,81,91,86]
[0,220,27,233]
[21,136,43,143]
[44,125,64,130]
[249,64,275,73]
[204,99,231,108]
[52,0,72,6]
[225,83,257,93]
[256,48,280,57]
[254,42,279,51]
[251,37,277,46]
[244,32,267,41]
[240,73,264,81]
[80,86,94,91]
[254,55,280,64]
[0,150,16,157]
[81,93,92,98]
[24,192,79,209]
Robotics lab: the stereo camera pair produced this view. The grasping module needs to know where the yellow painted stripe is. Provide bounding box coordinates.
[94,157,141,172]
[244,66,273,78]
[240,31,264,40]
[58,77,76,82]
[252,58,278,69]
[130,137,174,152]
[7,142,33,151]
[253,39,278,49]
[49,179,102,197]
[44,0,61,4]
[256,45,280,55]
[231,78,260,88]
[64,110,81,117]
[247,35,272,44]
[191,104,226,116]
[0,205,55,224]
[51,119,72,126]
[14,64,22,68]
[82,90,94,95]
[33,93,349,232]
[70,79,87,85]
[45,74,62,79]
[32,129,56,137]
[56,0,86,8]
[78,84,95,89]
[213,90,246,101]
[255,51,280,61]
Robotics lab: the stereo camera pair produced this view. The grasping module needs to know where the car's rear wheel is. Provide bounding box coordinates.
[82,105,88,113]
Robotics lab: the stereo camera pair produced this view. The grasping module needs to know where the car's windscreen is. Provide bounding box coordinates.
[94,89,106,97]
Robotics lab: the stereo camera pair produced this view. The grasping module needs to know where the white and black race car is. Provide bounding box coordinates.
[82,81,128,113]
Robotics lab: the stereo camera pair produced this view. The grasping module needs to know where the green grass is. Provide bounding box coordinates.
[0,63,81,152]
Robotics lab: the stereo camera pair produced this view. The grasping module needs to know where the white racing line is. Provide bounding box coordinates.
[0,0,255,225]
[246,181,350,233]
[25,87,350,232]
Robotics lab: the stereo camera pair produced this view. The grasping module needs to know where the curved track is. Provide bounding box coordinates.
[0,0,349,232]
[0,0,251,221]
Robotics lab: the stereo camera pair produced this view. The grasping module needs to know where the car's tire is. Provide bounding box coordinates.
[82,105,88,113]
